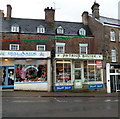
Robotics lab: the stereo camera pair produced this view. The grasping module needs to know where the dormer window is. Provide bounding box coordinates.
[79,28,86,36]
[37,25,45,33]
[57,26,64,34]
[11,23,19,32]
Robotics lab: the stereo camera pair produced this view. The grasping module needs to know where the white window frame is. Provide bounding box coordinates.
[9,44,19,50]
[79,28,86,36]
[56,43,65,53]
[110,30,115,41]
[57,26,64,34]
[11,24,19,32]
[79,44,88,54]
[111,49,116,62]
[36,45,45,51]
[37,25,45,33]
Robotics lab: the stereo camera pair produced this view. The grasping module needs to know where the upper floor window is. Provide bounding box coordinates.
[11,23,19,32]
[36,45,45,51]
[56,42,65,53]
[79,28,86,36]
[9,44,19,50]
[110,30,115,41]
[111,49,116,62]
[79,44,88,54]
[37,25,45,33]
[57,26,64,34]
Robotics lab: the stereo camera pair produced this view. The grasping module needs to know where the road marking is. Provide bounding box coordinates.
[104,99,111,102]
[114,100,119,102]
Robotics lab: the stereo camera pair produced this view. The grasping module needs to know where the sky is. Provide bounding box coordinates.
[0,0,120,22]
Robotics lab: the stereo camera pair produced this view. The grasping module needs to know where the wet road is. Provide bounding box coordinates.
[2,96,119,117]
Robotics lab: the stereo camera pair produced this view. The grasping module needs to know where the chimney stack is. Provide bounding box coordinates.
[82,11,89,25]
[44,7,55,22]
[91,2,100,19]
[7,4,12,19]
[0,10,4,18]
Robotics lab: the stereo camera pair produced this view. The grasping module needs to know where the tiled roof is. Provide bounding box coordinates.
[0,17,93,36]
[99,16,120,26]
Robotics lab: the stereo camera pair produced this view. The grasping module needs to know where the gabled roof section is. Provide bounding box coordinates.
[1,17,93,36]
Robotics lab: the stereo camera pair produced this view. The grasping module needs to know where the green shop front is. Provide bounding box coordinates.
[54,53,104,91]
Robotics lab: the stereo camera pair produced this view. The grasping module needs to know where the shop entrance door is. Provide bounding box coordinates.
[0,66,14,88]
[73,61,82,88]
[110,75,120,92]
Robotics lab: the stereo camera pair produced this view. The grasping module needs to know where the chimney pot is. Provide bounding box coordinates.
[0,10,4,18]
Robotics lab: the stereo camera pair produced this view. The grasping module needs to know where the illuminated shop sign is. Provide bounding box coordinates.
[0,50,51,58]
[56,54,103,60]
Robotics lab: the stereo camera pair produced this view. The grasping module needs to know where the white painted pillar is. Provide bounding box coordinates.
[47,59,51,92]
[106,63,111,93]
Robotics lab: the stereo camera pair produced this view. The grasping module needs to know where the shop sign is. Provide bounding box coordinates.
[54,86,73,91]
[0,50,51,58]
[56,54,103,60]
[96,60,103,68]
[88,84,104,89]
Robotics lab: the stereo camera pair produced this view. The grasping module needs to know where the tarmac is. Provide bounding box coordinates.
[1,89,119,97]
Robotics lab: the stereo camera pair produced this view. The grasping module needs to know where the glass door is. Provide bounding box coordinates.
[74,61,82,89]
[0,66,14,88]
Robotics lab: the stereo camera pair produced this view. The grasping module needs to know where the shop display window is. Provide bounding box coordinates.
[83,60,103,82]
[56,60,71,83]
[15,60,47,82]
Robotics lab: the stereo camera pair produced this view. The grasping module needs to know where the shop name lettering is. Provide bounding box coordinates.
[8,52,45,56]
[62,54,102,58]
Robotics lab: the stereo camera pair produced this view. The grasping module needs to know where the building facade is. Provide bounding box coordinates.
[1,3,114,92]
[82,2,120,93]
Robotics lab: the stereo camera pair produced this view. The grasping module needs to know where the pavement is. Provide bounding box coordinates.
[1,89,119,97]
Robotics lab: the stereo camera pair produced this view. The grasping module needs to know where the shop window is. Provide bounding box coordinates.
[79,44,88,54]
[37,25,45,33]
[56,42,65,53]
[83,60,102,82]
[36,45,45,51]
[111,49,116,62]
[57,26,64,34]
[56,60,71,83]
[15,60,47,82]
[79,28,86,36]
[9,44,19,50]
[110,30,115,41]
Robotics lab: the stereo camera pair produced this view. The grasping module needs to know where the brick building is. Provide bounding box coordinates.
[82,2,120,92]
[1,2,113,92]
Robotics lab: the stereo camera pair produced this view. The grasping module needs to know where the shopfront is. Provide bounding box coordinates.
[54,54,104,91]
[0,50,51,91]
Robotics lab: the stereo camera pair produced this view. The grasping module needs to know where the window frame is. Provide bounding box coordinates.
[56,43,65,53]
[36,45,46,51]
[79,44,88,54]
[110,30,115,41]
[79,28,86,36]
[111,49,117,62]
[37,25,45,33]
[9,44,19,50]
[57,26,64,34]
